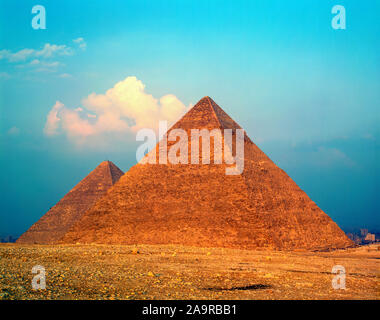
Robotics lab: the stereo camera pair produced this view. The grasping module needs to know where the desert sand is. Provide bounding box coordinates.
[0,243,378,300]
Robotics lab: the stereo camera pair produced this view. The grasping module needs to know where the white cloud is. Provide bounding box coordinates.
[0,43,73,63]
[44,76,189,145]
[310,147,356,168]
[0,43,78,79]
[0,72,10,79]
[44,101,63,136]
[7,49,35,62]
[42,61,61,68]
[58,73,72,78]
[34,61,62,73]
[7,126,20,136]
[73,37,84,43]
[73,37,87,50]
[36,43,73,58]
[362,133,375,141]
[0,50,10,60]
[26,60,62,73]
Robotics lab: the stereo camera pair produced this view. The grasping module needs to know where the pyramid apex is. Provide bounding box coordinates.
[105,160,124,183]
[199,96,214,103]
[93,161,123,183]
[171,96,241,131]
[99,160,113,166]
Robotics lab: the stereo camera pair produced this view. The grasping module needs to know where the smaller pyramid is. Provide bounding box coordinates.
[17,161,123,244]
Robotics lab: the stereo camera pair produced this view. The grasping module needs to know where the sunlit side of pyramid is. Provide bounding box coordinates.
[61,97,353,250]
[17,161,123,244]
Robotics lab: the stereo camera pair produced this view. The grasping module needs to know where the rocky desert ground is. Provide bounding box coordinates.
[0,243,378,300]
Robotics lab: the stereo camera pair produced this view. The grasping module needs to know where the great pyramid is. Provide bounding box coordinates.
[17,161,123,244]
[61,97,353,250]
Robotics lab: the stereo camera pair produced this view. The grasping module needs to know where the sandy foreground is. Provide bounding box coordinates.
[0,243,378,300]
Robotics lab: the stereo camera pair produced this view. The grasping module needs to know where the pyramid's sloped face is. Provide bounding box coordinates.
[17,161,124,244]
[142,96,247,167]
[61,98,353,250]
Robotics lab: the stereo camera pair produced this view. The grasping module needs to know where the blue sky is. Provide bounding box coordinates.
[0,0,379,237]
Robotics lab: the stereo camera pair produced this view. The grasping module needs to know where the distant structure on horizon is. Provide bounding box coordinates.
[364,233,376,242]
[0,235,17,243]
[346,229,379,245]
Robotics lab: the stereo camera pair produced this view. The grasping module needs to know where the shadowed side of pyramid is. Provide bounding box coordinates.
[16,161,124,244]
[61,97,353,250]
